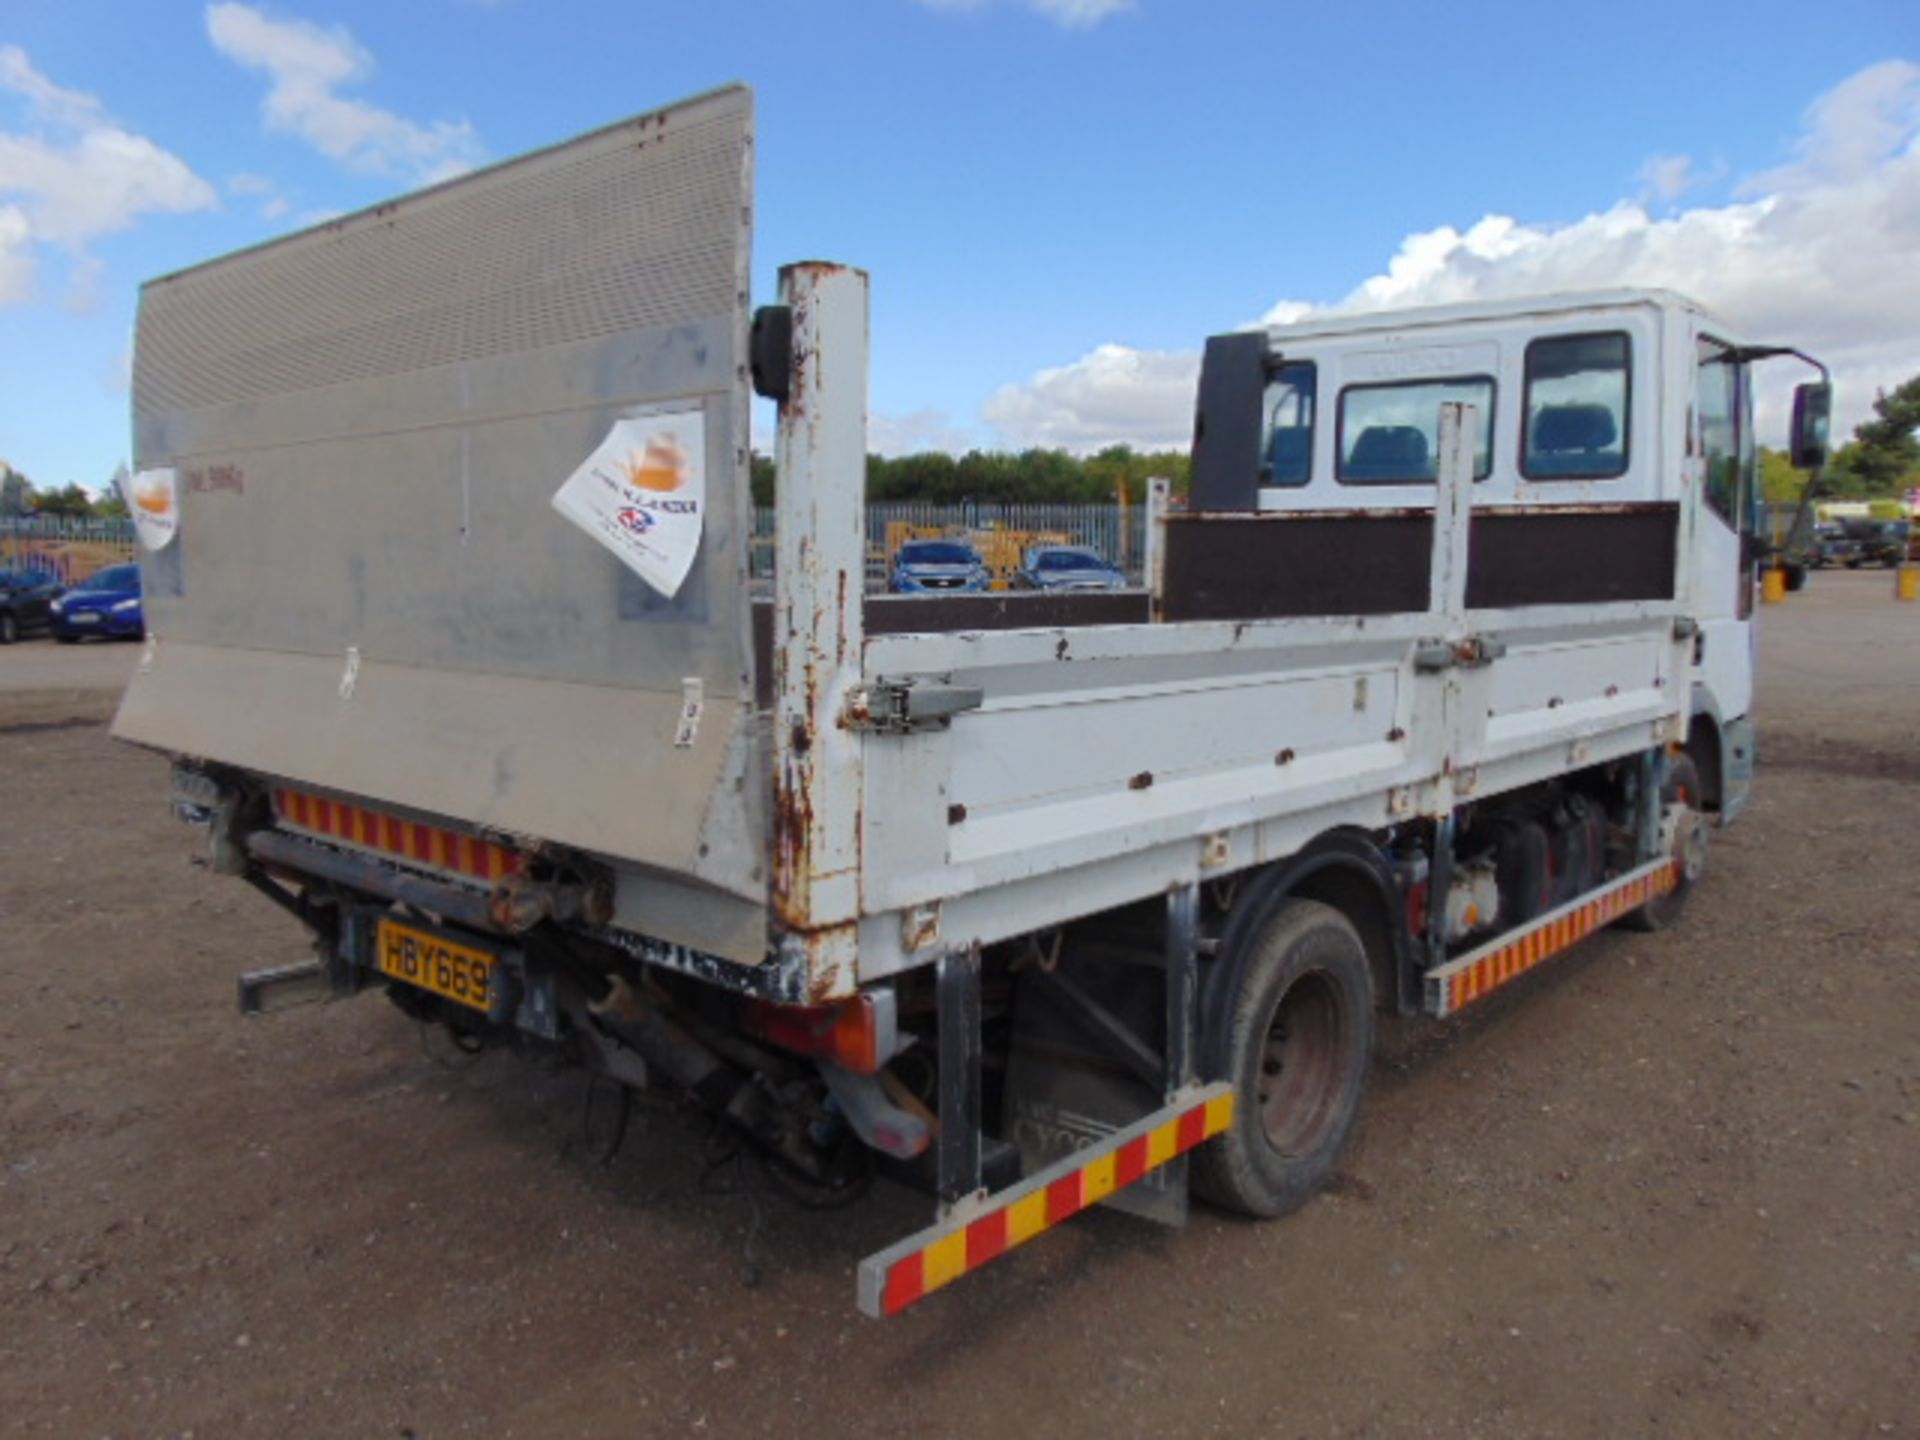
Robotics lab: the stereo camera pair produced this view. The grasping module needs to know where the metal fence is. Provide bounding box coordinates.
[752,502,1148,590]
[7,504,1146,594]
[0,516,137,585]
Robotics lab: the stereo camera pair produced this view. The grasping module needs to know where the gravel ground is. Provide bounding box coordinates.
[2,570,1916,1439]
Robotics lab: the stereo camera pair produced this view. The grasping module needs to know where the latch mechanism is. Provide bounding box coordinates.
[1413,636,1507,673]
[843,676,985,735]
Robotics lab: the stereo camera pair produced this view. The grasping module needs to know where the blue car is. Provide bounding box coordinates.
[51,563,144,642]
[889,539,990,594]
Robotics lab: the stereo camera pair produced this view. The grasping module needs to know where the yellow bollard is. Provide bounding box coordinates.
[1761,566,1789,604]
[1898,566,1918,602]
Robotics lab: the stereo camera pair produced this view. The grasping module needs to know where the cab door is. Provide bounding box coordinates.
[1691,336,1757,722]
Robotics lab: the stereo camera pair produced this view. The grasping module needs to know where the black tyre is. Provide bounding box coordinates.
[1620,754,1705,932]
[56,633,79,645]
[0,611,16,645]
[1783,565,1808,592]
[1194,898,1374,1219]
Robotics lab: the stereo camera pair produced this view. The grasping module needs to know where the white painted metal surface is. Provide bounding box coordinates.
[769,263,870,1000]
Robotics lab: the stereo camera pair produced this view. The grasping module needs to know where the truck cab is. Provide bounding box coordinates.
[1192,288,1794,825]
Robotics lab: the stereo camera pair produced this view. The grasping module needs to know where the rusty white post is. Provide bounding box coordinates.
[770,262,868,1000]
[1430,401,1474,621]
[1425,400,1478,820]
[1145,475,1171,616]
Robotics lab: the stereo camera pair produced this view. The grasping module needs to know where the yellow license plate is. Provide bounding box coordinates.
[376,920,496,1013]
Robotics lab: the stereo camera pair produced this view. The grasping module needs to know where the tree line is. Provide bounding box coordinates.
[1,466,127,520]
[749,444,1192,507]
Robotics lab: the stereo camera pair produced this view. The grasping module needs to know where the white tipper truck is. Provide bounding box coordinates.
[115,85,1832,1315]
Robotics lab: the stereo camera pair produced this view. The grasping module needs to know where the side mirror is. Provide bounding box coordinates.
[1790,381,1831,471]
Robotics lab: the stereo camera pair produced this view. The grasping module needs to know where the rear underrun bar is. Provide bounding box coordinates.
[857,1083,1233,1317]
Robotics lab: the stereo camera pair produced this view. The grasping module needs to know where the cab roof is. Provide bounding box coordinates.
[1261,287,1728,345]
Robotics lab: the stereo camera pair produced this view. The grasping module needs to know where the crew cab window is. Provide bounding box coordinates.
[1337,377,1494,483]
[1523,333,1629,479]
[1696,339,1741,526]
[1261,362,1316,486]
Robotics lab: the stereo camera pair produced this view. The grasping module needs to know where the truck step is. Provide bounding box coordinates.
[237,959,331,1015]
[1424,858,1679,1018]
[856,1082,1232,1317]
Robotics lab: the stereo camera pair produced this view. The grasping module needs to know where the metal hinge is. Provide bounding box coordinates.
[843,676,985,735]
[1413,636,1507,673]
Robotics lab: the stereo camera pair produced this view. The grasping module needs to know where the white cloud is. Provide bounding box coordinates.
[1029,0,1133,25]
[983,342,1198,451]
[914,0,1133,28]
[0,46,217,307]
[226,168,296,221]
[0,45,103,129]
[869,408,981,457]
[206,3,485,184]
[984,58,1920,448]
[0,204,33,303]
[1259,298,1314,327]
[1743,58,1920,193]
[1637,152,1702,203]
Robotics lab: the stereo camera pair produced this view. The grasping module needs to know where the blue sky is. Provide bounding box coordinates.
[2,0,1916,490]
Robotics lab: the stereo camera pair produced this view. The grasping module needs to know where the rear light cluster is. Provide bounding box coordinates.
[741,991,898,1074]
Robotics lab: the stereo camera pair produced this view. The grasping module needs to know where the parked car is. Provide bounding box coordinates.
[1014,544,1127,592]
[50,563,144,641]
[1839,518,1907,568]
[888,539,990,594]
[1809,522,1851,568]
[0,567,63,643]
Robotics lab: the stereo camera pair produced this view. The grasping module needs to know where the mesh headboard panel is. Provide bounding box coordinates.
[136,90,747,416]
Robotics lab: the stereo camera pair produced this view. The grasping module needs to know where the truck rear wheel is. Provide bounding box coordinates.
[1195,899,1374,1219]
[1620,755,1704,933]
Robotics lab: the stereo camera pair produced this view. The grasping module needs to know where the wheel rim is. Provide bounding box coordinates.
[1258,969,1349,1158]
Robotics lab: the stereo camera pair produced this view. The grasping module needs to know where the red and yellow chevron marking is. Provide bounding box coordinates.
[858,1084,1234,1318]
[272,786,523,884]
[1428,859,1680,1018]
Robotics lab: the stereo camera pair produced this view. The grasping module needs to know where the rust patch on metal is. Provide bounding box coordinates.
[1276,748,1296,766]
[947,803,967,825]
[1387,727,1406,742]
[1129,771,1154,791]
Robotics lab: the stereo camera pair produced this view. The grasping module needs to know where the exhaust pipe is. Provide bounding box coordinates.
[588,977,837,1182]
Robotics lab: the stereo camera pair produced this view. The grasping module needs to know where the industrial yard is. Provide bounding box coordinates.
[3,569,1916,1439]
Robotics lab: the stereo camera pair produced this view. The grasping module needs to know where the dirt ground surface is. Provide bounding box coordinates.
[3,571,1917,1439]
[0,637,137,727]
